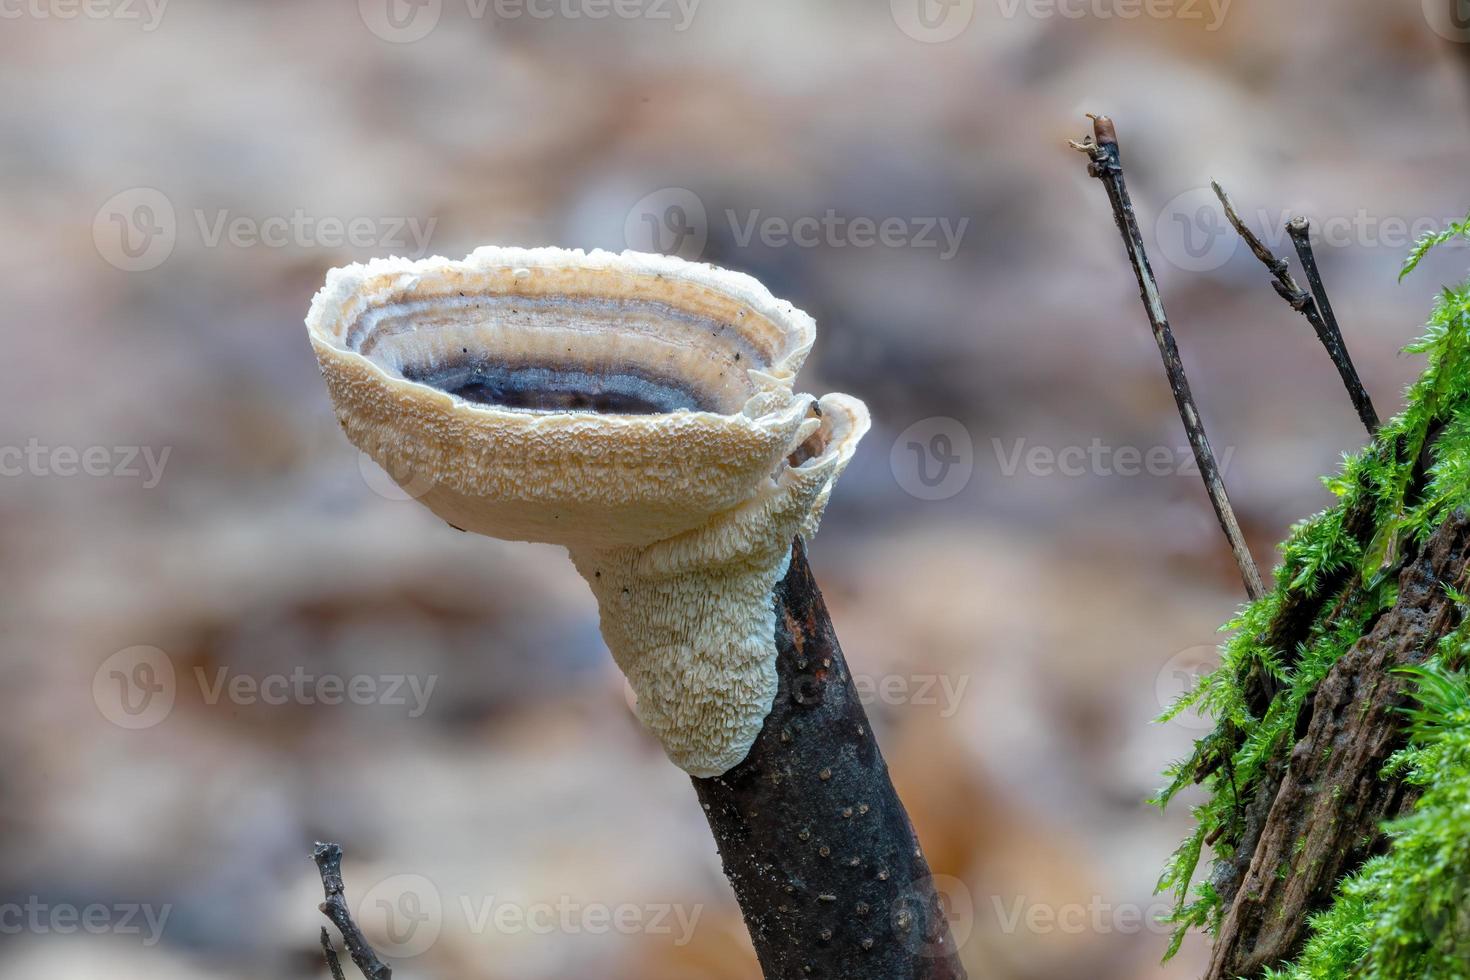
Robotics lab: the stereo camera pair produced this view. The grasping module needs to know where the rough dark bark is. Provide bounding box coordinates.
[692,539,966,980]
[1205,511,1470,978]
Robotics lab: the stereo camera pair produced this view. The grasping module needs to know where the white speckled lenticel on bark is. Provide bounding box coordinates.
[306,246,869,776]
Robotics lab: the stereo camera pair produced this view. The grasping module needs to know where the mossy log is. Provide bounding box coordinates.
[1205,511,1470,978]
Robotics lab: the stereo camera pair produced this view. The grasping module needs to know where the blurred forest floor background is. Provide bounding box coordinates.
[4,1,1470,977]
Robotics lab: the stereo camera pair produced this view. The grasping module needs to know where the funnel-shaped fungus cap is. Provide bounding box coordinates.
[307,247,869,775]
[308,247,828,549]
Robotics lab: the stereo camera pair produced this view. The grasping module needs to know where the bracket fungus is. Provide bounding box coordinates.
[306,246,869,776]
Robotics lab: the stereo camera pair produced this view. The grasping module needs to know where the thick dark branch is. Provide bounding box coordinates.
[691,540,966,980]
[1206,511,1470,978]
[304,547,962,980]
[313,842,393,980]
[1212,183,1379,434]
[1071,115,1264,600]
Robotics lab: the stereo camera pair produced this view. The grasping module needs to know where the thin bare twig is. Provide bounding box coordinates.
[1286,217,1379,432]
[320,928,349,980]
[1211,181,1379,434]
[1071,115,1265,600]
[313,842,393,980]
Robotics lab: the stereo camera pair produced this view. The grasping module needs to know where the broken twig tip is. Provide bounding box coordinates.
[1211,182,1378,433]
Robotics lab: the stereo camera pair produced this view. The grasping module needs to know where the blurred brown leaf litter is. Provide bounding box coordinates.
[4,1,1470,977]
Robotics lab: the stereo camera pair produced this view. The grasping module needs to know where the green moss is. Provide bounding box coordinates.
[1153,229,1470,969]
